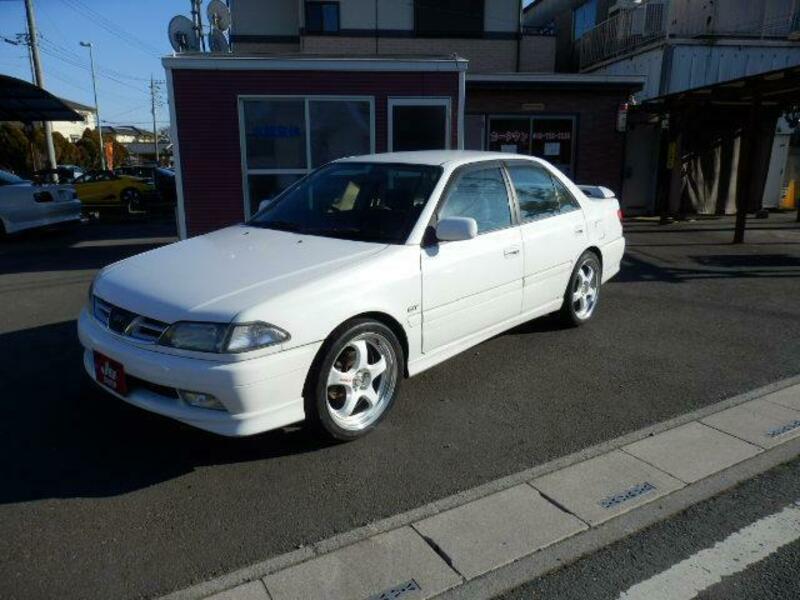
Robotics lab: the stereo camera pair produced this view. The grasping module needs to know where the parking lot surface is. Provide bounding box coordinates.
[1,215,799,599]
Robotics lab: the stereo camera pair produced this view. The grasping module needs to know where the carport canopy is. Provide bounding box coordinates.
[640,65,800,242]
[0,74,82,122]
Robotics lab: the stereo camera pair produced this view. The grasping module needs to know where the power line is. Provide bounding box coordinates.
[58,0,163,58]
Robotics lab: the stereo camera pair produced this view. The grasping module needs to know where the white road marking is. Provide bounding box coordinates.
[618,501,800,600]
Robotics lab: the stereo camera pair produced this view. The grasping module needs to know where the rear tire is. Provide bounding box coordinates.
[560,251,602,327]
[305,319,403,441]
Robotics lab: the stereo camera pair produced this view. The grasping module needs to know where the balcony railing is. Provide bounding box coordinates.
[577,0,800,70]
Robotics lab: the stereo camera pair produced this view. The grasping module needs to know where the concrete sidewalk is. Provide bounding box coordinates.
[162,377,800,600]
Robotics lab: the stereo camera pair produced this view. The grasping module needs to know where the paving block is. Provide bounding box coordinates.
[702,398,800,449]
[763,383,800,412]
[413,484,586,580]
[531,450,684,526]
[262,526,460,600]
[205,581,270,600]
[623,421,762,483]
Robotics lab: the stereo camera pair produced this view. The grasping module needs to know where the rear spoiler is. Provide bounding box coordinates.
[578,185,616,200]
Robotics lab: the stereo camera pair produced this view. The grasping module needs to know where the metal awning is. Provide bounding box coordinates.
[0,74,83,122]
[642,65,800,112]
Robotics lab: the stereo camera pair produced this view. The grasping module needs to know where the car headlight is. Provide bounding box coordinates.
[158,321,289,353]
[226,322,290,352]
[159,322,228,353]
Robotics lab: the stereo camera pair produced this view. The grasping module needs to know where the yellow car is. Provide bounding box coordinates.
[73,170,155,214]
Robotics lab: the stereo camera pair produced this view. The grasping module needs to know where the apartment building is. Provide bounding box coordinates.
[230,0,554,72]
[165,1,642,237]
[525,0,800,215]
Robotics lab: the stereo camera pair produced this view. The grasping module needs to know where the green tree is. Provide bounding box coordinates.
[0,123,33,175]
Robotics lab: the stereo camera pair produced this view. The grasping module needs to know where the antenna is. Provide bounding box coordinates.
[168,15,200,53]
[207,0,231,32]
[208,29,230,53]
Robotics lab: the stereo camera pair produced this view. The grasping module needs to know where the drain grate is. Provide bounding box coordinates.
[599,481,656,509]
[767,419,800,438]
[366,579,421,600]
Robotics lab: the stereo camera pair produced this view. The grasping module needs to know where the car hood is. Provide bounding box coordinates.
[94,225,388,323]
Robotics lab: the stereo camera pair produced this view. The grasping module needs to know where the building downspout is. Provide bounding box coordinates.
[516,0,522,72]
[457,59,466,150]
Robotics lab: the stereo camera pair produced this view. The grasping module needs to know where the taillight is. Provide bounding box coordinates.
[617,208,623,221]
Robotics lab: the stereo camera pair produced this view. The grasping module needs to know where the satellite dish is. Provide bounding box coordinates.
[168,15,200,53]
[208,29,230,53]
[207,0,232,32]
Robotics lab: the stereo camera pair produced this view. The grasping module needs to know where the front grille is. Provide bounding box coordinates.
[93,296,169,343]
[127,375,180,399]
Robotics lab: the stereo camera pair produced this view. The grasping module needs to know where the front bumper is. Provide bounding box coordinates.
[77,308,320,436]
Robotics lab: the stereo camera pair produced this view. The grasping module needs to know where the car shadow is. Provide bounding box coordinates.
[0,220,178,275]
[0,320,334,504]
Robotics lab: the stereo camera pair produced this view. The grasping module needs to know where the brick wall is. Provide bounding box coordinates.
[299,35,555,73]
[232,42,301,54]
[171,68,459,237]
[467,87,628,194]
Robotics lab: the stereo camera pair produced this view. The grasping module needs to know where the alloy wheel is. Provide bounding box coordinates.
[571,261,599,320]
[325,332,398,432]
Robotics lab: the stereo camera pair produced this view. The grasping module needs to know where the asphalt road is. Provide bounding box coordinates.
[1,214,799,599]
[496,457,800,600]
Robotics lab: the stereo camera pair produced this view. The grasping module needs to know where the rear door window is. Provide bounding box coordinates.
[506,163,559,222]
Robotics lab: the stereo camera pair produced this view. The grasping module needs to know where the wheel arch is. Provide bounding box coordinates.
[585,245,603,274]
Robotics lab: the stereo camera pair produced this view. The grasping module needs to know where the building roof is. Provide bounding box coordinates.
[467,72,645,90]
[101,125,150,137]
[162,53,469,72]
[643,64,800,111]
[62,98,95,112]
[0,74,83,122]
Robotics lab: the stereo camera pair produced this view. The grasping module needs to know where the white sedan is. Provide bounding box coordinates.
[0,170,82,235]
[78,151,624,440]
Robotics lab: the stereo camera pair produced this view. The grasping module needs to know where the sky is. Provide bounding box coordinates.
[0,0,538,131]
[0,0,180,131]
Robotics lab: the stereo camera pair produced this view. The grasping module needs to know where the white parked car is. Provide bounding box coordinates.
[0,169,82,236]
[78,151,624,440]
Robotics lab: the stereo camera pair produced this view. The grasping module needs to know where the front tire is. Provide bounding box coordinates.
[306,319,403,441]
[560,251,602,327]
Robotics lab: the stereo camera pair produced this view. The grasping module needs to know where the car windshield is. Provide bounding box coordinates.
[248,162,442,244]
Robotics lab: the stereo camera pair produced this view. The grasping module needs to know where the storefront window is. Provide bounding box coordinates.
[487,115,575,176]
[309,100,371,168]
[240,96,374,215]
[242,99,306,170]
[248,174,304,214]
[488,118,530,154]
[389,99,451,152]
[531,118,574,175]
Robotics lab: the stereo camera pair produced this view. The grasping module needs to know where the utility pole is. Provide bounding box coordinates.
[150,75,160,166]
[23,0,57,177]
[80,41,106,171]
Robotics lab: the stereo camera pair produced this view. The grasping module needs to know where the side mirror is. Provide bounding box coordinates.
[436,216,478,242]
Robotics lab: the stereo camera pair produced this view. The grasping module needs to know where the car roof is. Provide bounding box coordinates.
[335,150,535,167]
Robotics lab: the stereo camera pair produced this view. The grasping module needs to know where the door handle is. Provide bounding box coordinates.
[504,246,520,257]
[574,224,585,235]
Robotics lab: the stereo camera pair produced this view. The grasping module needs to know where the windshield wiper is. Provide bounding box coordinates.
[303,227,387,243]
[250,220,303,233]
